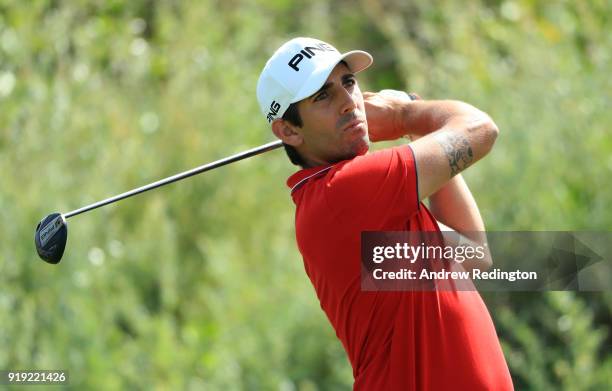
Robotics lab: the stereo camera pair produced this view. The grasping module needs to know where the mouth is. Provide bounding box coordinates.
[343,119,365,133]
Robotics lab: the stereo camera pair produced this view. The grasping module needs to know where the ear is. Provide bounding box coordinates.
[271,119,303,147]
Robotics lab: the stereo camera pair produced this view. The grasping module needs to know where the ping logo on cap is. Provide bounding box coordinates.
[288,43,336,71]
[267,100,281,123]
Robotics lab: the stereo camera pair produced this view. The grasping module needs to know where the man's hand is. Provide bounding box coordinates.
[364,90,420,142]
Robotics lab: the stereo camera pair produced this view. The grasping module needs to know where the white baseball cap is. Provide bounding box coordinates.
[257,37,373,123]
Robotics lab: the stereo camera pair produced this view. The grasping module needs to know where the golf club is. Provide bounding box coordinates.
[34,140,283,264]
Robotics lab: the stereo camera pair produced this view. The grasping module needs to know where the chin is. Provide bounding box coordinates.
[358,132,371,153]
[351,138,370,158]
[356,142,369,156]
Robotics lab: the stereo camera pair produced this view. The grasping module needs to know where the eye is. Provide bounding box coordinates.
[314,90,329,102]
[344,77,356,87]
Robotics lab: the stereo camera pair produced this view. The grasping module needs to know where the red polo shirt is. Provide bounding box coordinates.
[287,145,513,390]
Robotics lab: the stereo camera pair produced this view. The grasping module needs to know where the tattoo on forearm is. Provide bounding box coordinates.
[435,133,474,177]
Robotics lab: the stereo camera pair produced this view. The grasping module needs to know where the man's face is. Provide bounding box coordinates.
[294,62,369,166]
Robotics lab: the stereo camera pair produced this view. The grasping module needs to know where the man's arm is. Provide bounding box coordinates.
[432,177,492,272]
[402,101,499,200]
[402,99,496,272]
[405,99,496,272]
[364,92,498,272]
[429,175,483,231]
[364,93,499,200]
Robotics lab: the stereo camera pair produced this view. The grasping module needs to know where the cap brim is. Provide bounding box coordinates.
[340,50,373,74]
[292,50,373,104]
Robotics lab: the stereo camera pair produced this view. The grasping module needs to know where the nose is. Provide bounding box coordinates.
[339,87,357,115]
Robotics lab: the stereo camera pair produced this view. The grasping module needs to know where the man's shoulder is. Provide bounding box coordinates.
[286,165,334,194]
[286,145,414,193]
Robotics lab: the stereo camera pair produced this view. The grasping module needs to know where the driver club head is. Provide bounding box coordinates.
[35,213,68,264]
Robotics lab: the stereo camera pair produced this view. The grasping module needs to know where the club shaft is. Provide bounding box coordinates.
[63,140,284,219]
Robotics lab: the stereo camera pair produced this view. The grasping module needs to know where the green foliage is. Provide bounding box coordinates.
[1,0,610,389]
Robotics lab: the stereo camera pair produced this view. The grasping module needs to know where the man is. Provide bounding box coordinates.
[257,37,514,390]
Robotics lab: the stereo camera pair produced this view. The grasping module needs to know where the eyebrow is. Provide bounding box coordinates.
[310,73,356,101]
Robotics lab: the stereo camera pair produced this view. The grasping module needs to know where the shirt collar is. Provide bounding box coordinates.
[286,164,333,194]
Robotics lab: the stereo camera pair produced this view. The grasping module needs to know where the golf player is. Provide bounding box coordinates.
[257,37,514,390]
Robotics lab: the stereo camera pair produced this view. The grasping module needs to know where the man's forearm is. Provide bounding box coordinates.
[428,175,492,272]
[397,97,494,271]
[399,99,492,138]
[428,175,484,234]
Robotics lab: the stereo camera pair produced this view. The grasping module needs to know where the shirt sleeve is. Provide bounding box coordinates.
[324,145,420,224]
